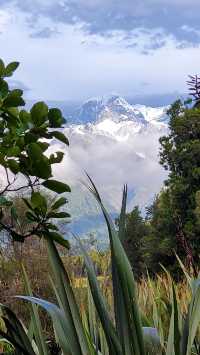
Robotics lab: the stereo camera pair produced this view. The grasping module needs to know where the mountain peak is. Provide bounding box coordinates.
[73,94,148,125]
[84,93,122,105]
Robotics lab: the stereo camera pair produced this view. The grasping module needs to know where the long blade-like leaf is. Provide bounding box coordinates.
[0,304,36,355]
[76,237,123,355]
[46,238,90,355]
[21,264,49,355]
[16,296,74,355]
[111,185,134,354]
[86,176,145,355]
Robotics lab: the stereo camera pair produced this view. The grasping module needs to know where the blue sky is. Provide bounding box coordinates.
[0,0,200,103]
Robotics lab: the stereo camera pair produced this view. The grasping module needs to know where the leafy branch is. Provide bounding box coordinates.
[0,58,71,247]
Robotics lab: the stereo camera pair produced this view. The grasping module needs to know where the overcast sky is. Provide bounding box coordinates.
[0,0,200,103]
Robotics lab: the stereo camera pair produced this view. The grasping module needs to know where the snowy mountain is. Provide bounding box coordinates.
[72,94,168,125]
[67,95,168,141]
[50,95,169,244]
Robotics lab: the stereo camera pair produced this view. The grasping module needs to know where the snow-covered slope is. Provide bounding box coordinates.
[72,94,168,126]
[50,95,169,243]
[65,95,168,143]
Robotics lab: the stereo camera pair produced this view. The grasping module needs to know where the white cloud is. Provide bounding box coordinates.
[0,9,11,32]
[48,121,167,212]
[0,2,199,102]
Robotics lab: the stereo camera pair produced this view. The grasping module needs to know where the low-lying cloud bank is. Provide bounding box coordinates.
[50,120,168,215]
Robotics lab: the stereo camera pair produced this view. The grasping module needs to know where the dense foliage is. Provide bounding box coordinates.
[117,206,150,278]
[122,98,200,277]
[159,100,200,268]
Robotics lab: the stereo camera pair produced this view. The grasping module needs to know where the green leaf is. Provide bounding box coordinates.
[27,142,42,160]
[47,211,70,219]
[48,108,64,128]
[33,157,52,179]
[0,59,5,76]
[9,88,22,96]
[175,254,192,290]
[42,180,71,194]
[7,159,20,174]
[0,304,36,355]
[7,146,21,157]
[6,107,19,119]
[27,143,51,179]
[0,153,5,166]
[0,79,9,98]
[37,142,49,152]
[3,89,25,107]
[77,237,123,354]
[51,131,69,145]
[46,239,91,355]
[31,102,48,127]
[186,280,200,354]
[31,192,47,215]
[19,110,31,127]
[51,197,67,210]
[11,206,20,225]
[86,176,145,355]
[17,296,78,354]
[21,265,49,355]
[172,284,181,355]
[25,211,38,222]
[22,198,34,211]
[44,231,70,248]
[4,61,20,77]
[17,136,25,150]
[0,196,13,207]
[44,223,59,231]
[49,152,64,164]
[24,132,38,144]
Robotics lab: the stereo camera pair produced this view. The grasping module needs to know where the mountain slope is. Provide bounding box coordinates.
[72,94,168,125]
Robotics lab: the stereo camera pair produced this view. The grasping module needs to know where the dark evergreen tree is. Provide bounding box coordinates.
[144,190,178,275]
[118,206,149,279]
[159,98,200,269]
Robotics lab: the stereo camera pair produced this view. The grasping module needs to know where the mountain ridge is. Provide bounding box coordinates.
[70,94,168,127]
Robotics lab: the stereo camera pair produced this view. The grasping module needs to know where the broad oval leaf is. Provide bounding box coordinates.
[51,197,67,210]
[31,192,47,215]
[4,61,20,77]
[51,131,69,145]
[27,142,45,160]
[31,102,48,127]
[7,159,20,174]
[42,180,71,194]
[48,108,64,128]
